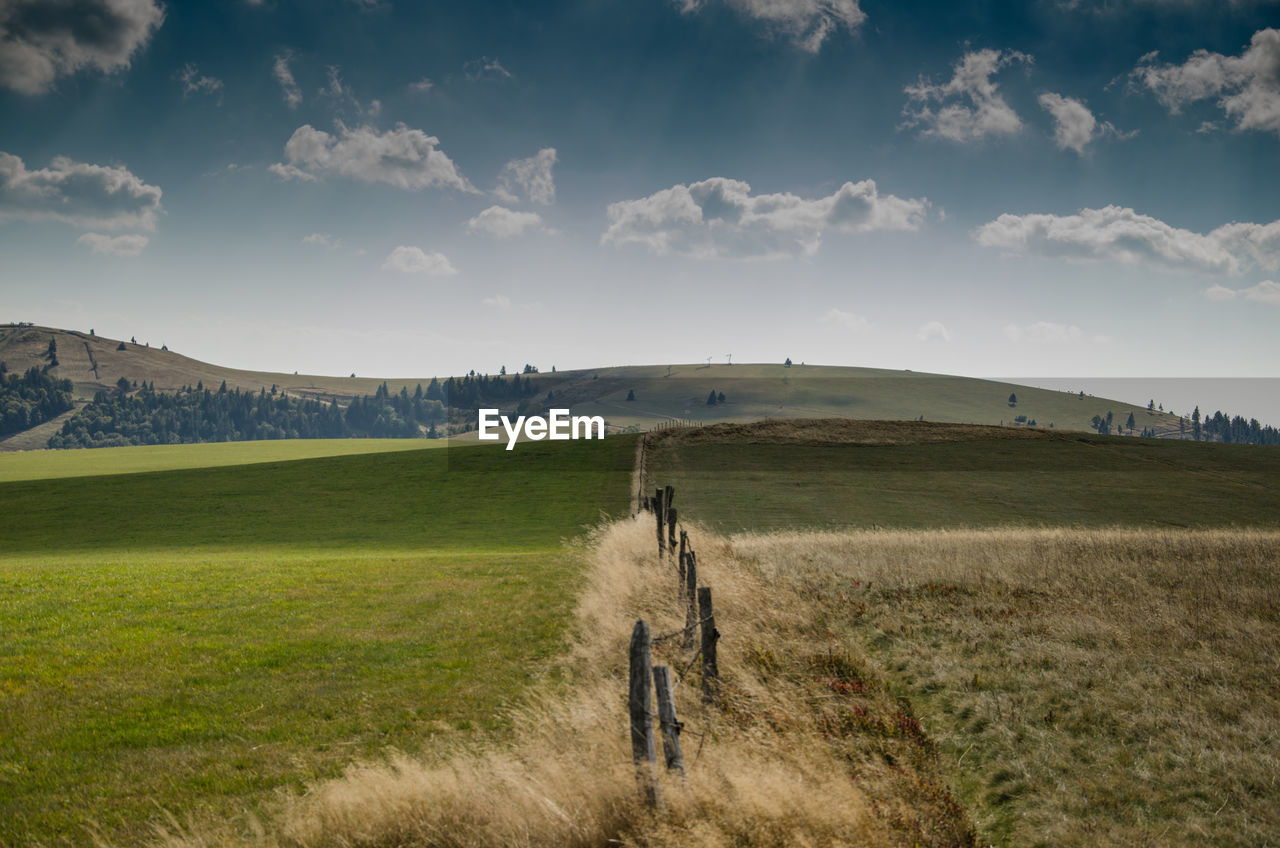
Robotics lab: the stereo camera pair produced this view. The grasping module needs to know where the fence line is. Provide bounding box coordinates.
[630,482,723,804]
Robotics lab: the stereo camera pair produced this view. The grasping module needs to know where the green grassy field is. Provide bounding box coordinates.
[646,421,1280,532]
[0,438,444,483]
[0,436,635,847]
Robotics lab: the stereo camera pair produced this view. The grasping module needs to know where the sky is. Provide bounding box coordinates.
[1,0,1278,417]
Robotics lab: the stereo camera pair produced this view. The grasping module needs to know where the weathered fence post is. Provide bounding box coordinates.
[682,551,698,652]
[653,487,666,558]
[652,665,685,776]
[629,620,661,807]
[698,587,720,705]
[678,531,688,600]
[666,507,678,555]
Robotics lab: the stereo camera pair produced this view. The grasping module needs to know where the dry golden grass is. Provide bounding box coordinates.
[149,518,974,848]
[149,521,1278,848]
[731,527,1280,847]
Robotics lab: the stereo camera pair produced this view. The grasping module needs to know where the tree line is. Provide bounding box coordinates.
[44,373,546,448]
[1191,406,1280,446]
[0,363,74,439]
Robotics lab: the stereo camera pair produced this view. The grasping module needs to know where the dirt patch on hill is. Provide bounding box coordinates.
[647,417,1054,448]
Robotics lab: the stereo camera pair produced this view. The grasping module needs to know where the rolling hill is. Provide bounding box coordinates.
[1,323,1187,450]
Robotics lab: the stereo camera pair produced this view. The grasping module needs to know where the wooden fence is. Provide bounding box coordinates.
[628,484,720,807]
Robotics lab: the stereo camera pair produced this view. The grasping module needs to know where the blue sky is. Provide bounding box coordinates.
[1,0,1278,399]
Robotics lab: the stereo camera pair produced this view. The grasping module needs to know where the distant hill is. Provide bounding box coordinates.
[0,324,1189,448]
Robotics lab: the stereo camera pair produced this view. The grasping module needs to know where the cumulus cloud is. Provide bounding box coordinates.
[76,232,147,256]
[381,245,457,275]
[496,148,557,205]
[902,48,1032,142]
[270,123,475,192]
[464,56,511,82]
[482,294,512,309]
[467,205,546,238]
[1132,28,1280,137]
[408,77,433,93]
[302,232,341,249]
[676,0,866,53]
[0,151,162,230]
[0,0,164,95]
[175,62,222,101]
[916,321,951,342]
[820,308,869,331]
[1204,280,1280,304]
[1038,92,1131,154]
[973,205,1280,275]
[273,51,301,108]
[602,177,929,260]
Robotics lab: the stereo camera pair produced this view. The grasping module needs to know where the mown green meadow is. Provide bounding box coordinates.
[0,436,635,847]
[0,438,443,484]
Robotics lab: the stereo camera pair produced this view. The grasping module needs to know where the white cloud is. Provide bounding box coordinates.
[677,0,865,53]
[0,151,162,230]
[1038,92,1131,154]
[496,148,557,205]
[302,232,341,249]
[0,0,164,95]
[319,64,351,101]
[271,123,475,192]
[1245,280,1280,304]
[820,308,869,331]
[902,49,1032,142]
[467,205,546,238]
[602,177,929,260]
[973,205,1280,275]
[482,294,512,309]
[408,77,433,93]
[175,62,222,101]
[1132,28,1280,137]
[464,56,512,82]
[916,321,951,342]
[76,232,147,256]
[1205,280,1280,304]
[381,246,457,276]
[1209,220,1280,273]
[273,51,301,109]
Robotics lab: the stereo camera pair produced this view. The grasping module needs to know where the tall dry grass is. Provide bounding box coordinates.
[150,518,974,848]
[731,527,1280,847]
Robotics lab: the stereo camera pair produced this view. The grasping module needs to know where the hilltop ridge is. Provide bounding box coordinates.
[0,324,1187,446]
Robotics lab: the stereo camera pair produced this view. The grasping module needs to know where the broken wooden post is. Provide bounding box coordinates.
[698,586,720,704]
[629,620,661,807]
[653,487,666,558]
[652,665,685,776]
[682,551,698,652]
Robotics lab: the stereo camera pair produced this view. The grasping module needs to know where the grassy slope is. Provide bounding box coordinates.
[646,420,1280,532]
[2,326,1184,439]
[647,422,1280,845]
[0,436,635,848]
[731,529,1280,848]
[559,362,1186,435]
[0,438,444,483]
